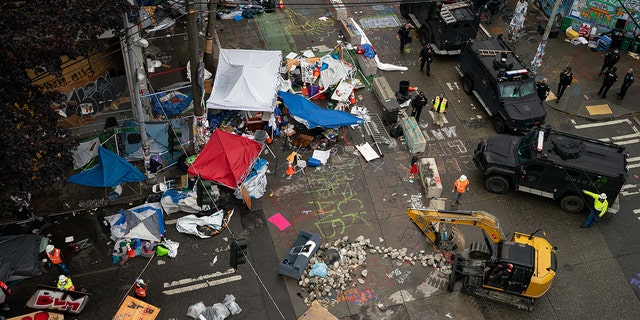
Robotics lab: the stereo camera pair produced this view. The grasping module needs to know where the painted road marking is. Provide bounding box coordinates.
[574,118,631,129]
[162,269,242,295]
[627,157,640,169]
[163,275,242,295]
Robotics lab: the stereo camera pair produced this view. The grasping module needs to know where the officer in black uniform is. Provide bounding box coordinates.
[536,77,550,102]
[598,67,618,99]
[617,68,634,100]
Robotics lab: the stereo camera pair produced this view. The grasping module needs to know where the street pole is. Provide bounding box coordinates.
[530,0,563,74]
[186,0,208,153]
[204,0,219,73]
[122,13,152,179]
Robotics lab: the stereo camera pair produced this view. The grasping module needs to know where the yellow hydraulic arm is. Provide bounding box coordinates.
[406,208,505,246]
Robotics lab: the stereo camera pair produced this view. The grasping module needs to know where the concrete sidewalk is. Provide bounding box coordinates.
[490,1,640,121]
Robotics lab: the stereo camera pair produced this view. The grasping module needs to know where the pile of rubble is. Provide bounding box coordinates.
[298,235,452,306]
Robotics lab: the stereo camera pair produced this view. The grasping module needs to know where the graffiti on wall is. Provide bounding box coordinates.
[568,0,640,31]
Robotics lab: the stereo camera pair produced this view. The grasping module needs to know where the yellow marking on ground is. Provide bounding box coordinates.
[586,104,613,115]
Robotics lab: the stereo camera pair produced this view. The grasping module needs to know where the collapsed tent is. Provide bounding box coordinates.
[206,49,281,112]
[278,91,363,129]
[188,129,263,189]
[67,146,146,187]
[0,234,43,282]
[104,202,165,242]
[123,119,191,162]
[72,137,101,170]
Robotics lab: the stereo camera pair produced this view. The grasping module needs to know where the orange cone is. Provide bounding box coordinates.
[301,83,309,96]
[349,92,356,104]
[277,0,284,9]
[286,164,295,176]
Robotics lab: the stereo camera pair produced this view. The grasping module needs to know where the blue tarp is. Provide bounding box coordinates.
[278,91,363,129]
[152,91,193,117]
[67,146,146,187]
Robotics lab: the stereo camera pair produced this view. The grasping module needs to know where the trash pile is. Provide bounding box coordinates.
[187,294,242,320]
[298,235,452,307]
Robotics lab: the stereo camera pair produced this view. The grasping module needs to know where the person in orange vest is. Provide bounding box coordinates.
[57,275,75,291]
[45,244,69,276]
[0,280,11,313]
[134,279,147,300]
[451,175,470,205]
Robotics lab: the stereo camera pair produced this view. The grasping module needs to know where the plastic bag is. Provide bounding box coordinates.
[160,239,180,258]
[186,301,207,319]
[223,294,242,315]
[309,262,328,278]
[200,303,230,320]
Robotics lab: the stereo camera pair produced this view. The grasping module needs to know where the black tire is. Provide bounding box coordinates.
[560,194,586,213]
[400,4,412,18]
[485,175,510,194]
[493,117,506,134]
[420,25,432,46]
[462,76,473,94]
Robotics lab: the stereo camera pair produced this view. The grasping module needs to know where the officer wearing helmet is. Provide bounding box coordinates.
[600,49,620,75]
[581,190,609,228]
[451,175,470,205]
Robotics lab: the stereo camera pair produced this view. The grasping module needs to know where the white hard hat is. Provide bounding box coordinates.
[599,193,607,200]
[137,279,145,285]
[46,245,54,253]
[460,175,467,181]
[58,275,67,281]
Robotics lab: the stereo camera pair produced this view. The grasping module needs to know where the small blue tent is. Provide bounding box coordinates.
[67,146,146,187]
[278,91,363,129]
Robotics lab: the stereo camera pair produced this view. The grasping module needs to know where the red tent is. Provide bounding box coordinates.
[188,129,263,189]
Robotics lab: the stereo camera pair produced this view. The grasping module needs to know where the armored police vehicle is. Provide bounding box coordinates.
[456,35,546,133]
[400,0,480,55]
[473,126,628,213]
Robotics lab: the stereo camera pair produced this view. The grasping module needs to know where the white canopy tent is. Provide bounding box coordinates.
[206,49,282,112]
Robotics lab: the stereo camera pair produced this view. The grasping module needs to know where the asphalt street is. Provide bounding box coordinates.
[4,1,640,320]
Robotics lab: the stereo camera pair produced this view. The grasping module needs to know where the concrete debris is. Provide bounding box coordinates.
[298,235,453,307]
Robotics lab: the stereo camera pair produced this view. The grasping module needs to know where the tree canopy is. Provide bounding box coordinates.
[0,0,134,216]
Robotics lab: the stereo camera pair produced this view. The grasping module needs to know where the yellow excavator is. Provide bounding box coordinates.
[406,208,557,310]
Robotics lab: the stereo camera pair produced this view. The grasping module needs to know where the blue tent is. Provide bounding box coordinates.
[278,91,363,129]
[67,146,146,187]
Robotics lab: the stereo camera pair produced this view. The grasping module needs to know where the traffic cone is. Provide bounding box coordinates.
[349,92,356,104]
[277,0,284,9]
[301,83,309,96]
[286,163,295,176]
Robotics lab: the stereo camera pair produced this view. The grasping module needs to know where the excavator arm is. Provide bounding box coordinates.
[406,208,505,247]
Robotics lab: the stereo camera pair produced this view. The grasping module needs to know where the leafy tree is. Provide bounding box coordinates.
[0,0,135,216]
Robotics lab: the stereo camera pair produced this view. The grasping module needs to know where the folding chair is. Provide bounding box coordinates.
[295,159,307,175]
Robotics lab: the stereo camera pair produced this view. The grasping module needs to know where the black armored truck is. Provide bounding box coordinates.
[400,0,480,55]
[456,35,546,133]
[473,126,628,213]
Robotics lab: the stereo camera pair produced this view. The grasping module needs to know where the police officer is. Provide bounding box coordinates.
[411,91,428,122]
[581,190,609,228]
[617,68,634,100]
[556,66,573,102]
[600,49,620,75]
[397,23,414,52]
[536,77,550,102]
[418,45,433,76]
[598,67,618,98]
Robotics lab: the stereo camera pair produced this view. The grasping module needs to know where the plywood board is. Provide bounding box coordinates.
[586,104,612,115]
[298,301,338,320]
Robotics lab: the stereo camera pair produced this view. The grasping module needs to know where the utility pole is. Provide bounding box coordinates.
[186,0,207,152]
[121,12,152,179]
[204,0,219,72]
[530,0,563,74]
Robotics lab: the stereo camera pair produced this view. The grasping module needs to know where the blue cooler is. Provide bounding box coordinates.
[597,35,611,51]
[307,158,322,167]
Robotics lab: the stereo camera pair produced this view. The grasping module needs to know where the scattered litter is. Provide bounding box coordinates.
[267,213,291,231]
[187,301,207,319]
[209,255,218,267]
[223,294,242,315]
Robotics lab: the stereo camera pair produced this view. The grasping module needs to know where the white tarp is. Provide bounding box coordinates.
[349,18,408,72]
[176,209,229,238]
[206,49,282,112]
[73,137,101,169]
[105,202,165,242]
